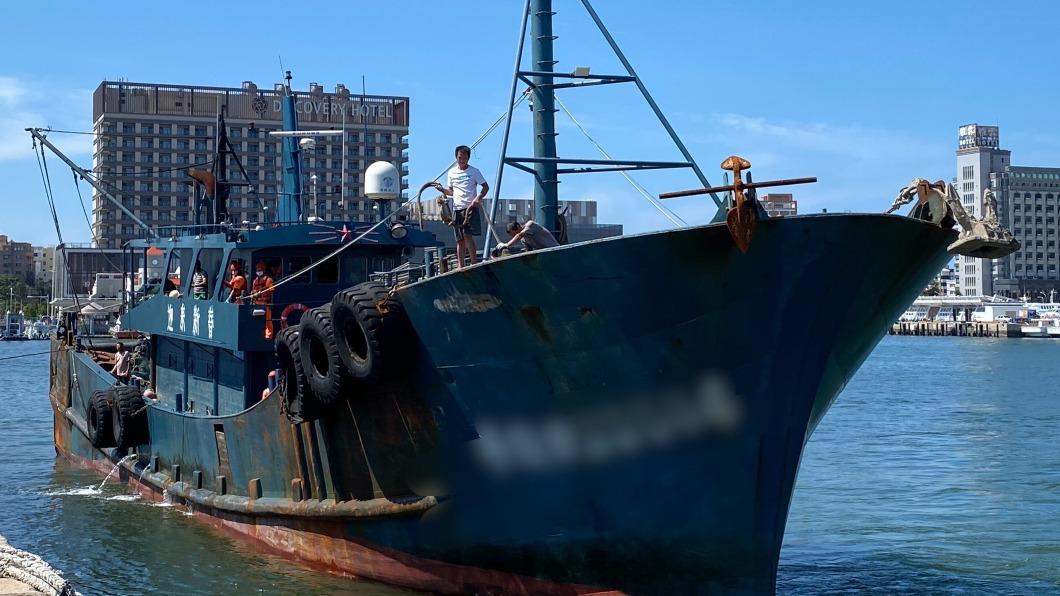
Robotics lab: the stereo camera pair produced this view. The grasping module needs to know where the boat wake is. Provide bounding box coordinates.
[45,486,102,497]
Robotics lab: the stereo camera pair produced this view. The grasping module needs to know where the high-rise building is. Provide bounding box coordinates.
[989,166,1060,298]
[759,193,797,217]
[33,246,54,287]
[91,80,410,248]
[955,124,1011,296]
[0,235,35,283]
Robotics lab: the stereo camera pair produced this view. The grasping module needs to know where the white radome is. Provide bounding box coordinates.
[365,161,400,200]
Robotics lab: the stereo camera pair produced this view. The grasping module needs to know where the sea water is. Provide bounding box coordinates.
[1,337,1058,594]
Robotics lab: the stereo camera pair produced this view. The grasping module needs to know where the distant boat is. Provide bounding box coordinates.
[1,311,26,341]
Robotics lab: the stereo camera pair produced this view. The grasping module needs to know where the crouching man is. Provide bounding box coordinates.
[496,219,560,254]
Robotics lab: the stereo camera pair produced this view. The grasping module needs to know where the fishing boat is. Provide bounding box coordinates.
[34,2,1017,594]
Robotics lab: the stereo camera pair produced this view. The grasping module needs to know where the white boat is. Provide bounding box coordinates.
[1,311,26,340]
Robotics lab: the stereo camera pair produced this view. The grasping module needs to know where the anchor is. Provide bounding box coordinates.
[660,156,817,253]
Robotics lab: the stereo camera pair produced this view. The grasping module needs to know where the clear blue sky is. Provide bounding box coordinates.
[2,0,1058,246]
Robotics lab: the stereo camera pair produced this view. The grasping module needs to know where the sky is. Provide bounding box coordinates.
[1,0,1059,246]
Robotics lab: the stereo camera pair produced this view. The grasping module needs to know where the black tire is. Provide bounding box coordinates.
[275,326,320,423]
[87,390,116,449]
[111,385,148,450]
[331,282,409,383]
[298,306,349,405]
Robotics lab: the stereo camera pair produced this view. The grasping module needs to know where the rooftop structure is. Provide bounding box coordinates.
[90,80,410,247]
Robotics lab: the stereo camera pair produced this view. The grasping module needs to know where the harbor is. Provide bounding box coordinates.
[3,337,1060,593]
[2,0,1059,594]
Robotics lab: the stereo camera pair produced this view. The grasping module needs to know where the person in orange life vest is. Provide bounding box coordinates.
[223,261,247,304]
[251,262,276,338]
[251,262,275,304]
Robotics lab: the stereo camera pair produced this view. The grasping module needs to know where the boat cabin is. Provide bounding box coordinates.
[120,221,435,417]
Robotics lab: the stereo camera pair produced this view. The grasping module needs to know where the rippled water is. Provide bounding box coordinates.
[1,337,1058,594]
[779,336,1060,594]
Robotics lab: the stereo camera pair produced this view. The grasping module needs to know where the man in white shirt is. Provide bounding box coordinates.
[434,145,489,268]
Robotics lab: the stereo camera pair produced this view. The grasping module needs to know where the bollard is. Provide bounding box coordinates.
[192,470,203,490]
[216,475,227,495]
[175,392,184,413]
[248,478,262,500]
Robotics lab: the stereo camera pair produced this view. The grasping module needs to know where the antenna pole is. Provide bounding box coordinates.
[27,127,157,238]
[483,0,532,259]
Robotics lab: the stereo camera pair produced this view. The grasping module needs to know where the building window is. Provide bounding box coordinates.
[963,194,974,205]
[194,126,207,136]
[178,125,190,136]
[962,166,975,180]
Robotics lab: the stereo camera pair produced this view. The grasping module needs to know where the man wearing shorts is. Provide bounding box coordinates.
[434,145,489,268]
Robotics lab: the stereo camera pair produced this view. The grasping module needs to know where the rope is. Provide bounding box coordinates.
[554,95,686,227]
[430,89,532,245]
[245,203,416,301]
[0,350,55,362]
[33,137,82,314]
[247,92,534,298]
[71,172,122,272]
[0,541,78,596]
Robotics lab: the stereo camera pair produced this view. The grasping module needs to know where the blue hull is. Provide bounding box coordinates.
[50,213,954,594]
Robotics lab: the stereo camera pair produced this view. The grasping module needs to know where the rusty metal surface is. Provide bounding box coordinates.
[47,214,957,593]
[659,176,818,199]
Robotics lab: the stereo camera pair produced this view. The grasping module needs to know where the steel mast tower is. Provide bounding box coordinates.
[485,0,721,256]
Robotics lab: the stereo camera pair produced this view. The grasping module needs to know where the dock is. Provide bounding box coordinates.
[890,321,1011,337]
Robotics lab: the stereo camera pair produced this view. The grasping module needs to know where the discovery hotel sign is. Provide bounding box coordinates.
[270,99,394,119]
[94,80,409,127]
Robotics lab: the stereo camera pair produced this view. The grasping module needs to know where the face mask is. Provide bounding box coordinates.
[256,271,264,277]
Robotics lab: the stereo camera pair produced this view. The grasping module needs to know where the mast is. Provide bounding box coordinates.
[278,71,303,223]
[531,0,559,237]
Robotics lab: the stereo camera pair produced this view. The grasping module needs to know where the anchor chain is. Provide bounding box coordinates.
[887,178,1020,259]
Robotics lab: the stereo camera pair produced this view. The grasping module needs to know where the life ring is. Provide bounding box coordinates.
[280,303,310,329]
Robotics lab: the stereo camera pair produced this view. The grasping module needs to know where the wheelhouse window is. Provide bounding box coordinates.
[166,248,190,296]
[317,257,339,284]
[194,248,223,300]
[287,256,311,283]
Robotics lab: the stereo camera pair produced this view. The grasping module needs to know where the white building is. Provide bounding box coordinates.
[955,124,1011,296]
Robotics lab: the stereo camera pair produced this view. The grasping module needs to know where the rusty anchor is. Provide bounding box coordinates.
[659,157,817,253]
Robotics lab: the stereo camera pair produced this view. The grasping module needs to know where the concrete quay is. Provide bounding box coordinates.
[890,321,1011,337]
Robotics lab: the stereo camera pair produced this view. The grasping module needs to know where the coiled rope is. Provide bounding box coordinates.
[0,538,77,596]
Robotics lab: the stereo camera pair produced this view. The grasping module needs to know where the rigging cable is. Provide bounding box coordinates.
[553,95,686,227]
[249,89,538,299]
[33,136,83,318]
[70,172,122,272]
[423,88,533,245]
